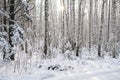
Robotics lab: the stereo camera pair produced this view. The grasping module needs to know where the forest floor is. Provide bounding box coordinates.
[0,52,120,80]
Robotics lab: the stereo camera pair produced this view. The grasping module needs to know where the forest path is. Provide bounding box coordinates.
[47,67,120,80]
[0,59,120,80]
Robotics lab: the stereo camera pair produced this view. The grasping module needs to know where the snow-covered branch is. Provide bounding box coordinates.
[10,22,26,45]
[0,9,10,18]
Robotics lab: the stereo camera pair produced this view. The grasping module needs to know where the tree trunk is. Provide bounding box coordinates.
[98,0,105,57]
[44,0,49,55]
[76,0,82,56]
[89,0,92,51]
[3,0,7,60]
[107,0,111,42]
[61,0,65,54]
[4,0,6,25]
[111,0,117,58]
[8,0,15,60]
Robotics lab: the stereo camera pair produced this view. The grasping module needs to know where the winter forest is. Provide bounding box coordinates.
[0,0,120,80]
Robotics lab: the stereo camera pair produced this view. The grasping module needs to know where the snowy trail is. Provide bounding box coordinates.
[0,58,120,80]
[47,68,120,80]
[61,71,120,80]
[1,68,120,80]
[62,70,120,80]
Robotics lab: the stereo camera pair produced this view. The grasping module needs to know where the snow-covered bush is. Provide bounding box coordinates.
[115,41,120,57]
[82,47,98,60]
[0,25,10,59]
[64,41,72,51]
[21,0,32,21]
[10,22,25,45]
[64,50,76,60]
[0,22,26,60]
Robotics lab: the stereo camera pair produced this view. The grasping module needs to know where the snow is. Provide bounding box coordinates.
[21,0,28,7]
[0,52,120,80]
[0,27,10,59]
[21,0,32,21]
[0,9,10,18]
[10,22,25,45]
[0,23,26,60]
[23,12,32,21]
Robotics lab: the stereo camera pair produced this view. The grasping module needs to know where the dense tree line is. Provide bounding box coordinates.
[0,0,120,61]
[36,0,120,58]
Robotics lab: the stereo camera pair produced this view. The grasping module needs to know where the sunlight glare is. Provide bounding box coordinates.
[57,0,65,13]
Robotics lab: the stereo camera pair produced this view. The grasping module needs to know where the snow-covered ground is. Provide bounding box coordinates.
[0,52,120,80]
